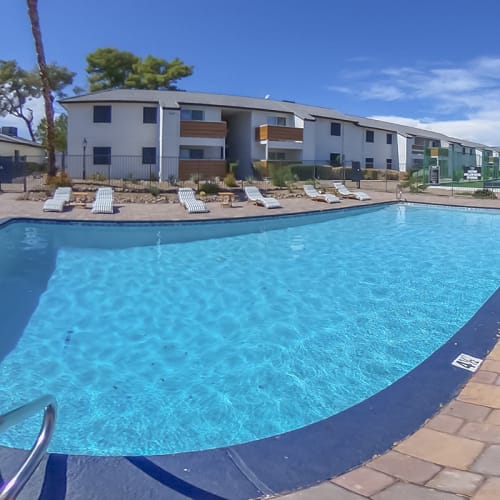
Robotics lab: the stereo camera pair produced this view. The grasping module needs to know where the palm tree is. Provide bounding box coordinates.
[26,0,56,176]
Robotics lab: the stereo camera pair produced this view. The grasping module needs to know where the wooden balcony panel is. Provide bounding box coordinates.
[180,121,227,138]
[179,159,227,180]
[255,125,303,142]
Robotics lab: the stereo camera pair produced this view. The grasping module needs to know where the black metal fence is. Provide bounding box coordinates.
[1,155,498,197]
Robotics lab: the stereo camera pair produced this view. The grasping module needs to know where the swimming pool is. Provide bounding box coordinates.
[0,203,499,457]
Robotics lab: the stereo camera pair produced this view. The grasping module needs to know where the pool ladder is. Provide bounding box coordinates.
[0,395,57,500]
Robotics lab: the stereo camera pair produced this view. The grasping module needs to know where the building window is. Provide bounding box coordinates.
[143,107,157,124]
[180,148,204,159]
[267,116,287,126]
[386,133,393,144]
[366,130,374,143]
[93,105,111,123]
[386,159,392,169]
[93,147,111,165]
[268,151,286,161]
[331,122,341,136]
[330,153,342,166]
[142,147,156,164]
[431,141,439,147]
[180,109,204,121]
[365,157,374,168]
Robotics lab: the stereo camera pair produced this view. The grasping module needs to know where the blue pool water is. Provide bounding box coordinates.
[0,204,499,456]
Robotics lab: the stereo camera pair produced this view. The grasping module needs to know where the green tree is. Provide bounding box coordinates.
[0,59,75,142]
[125,55,193,90]
[86,48,193,91]
[86,48,139,92]
[0,60,40,140]
[36,114,67,150]
[36,114,68,171]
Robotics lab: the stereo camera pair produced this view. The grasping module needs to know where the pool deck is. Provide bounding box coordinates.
[1,187,500,499]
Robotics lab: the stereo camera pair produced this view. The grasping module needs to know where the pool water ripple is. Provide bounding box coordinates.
[0,204,499,455]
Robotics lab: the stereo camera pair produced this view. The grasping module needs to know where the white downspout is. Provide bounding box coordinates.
[158,104,164,181]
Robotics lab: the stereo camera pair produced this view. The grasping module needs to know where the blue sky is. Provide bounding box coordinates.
[3,0,500,145]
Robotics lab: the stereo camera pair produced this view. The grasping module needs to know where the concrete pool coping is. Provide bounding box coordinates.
[0,192,499,499]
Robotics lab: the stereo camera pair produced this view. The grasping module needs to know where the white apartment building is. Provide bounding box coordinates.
[60,90,497,182]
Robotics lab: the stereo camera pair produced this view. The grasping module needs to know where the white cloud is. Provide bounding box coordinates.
[331,56,500,145]
[370,112,500,146]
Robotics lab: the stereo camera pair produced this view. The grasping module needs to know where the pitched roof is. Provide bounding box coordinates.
[60,89,494,148]
[0,133,44,148]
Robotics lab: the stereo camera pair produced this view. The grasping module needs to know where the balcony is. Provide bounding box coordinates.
[255,125,303,142]
[178,159,227,180]
[180,121,227,138]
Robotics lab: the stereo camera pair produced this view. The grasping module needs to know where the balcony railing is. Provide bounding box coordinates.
[255,125,303,142]
[180,121,227,138]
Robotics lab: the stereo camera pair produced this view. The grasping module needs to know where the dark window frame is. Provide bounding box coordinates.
[93,147,111,165]
[330,152,342,166]
[365,157,374,168]
[143,107,157,124]
[142,147,157,164]
[330,122,341,136]
[366,130,374,143]
[93,105,111,123]
[386,133,393,145]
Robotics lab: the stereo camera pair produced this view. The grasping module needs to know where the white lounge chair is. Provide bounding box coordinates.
[92,188,114,214]
[43,196,66,212]
[53,187,72,203]
[43,186,73,212]
[333,182,371,201]
[177,188,209,213]
[244,186,282,209]
[303,184,340,204]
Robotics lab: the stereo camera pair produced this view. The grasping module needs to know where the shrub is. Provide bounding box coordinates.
[224,172,237,187]
[252,161,267,179]
[384,170,401,181]
[316,165,336,180]
[269,164,296,187]
[89,172,107,182]
[46,171,72,187]
[149,186,160,196]
[228,162,239,176]
[330,166,351,180]
[473,189,497,199]
[199,182,220,194]
[288,164,316,181]
[363,169,380,180]
[401,169,427,192]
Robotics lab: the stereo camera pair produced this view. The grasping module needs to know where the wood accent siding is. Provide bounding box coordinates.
[179,160,227,180]
[255,125,303,142]
[180,121,227,138]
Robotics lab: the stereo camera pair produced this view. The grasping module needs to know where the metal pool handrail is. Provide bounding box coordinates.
[0,395,57,500]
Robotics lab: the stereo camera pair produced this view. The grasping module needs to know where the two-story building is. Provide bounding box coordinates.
[60,90,498,182]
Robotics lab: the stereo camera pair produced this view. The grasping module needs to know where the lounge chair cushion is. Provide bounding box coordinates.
[92,198,114,214]
[333,183,371,201]
[177,188,209,213]
[303,184,340,203]
[244,186,282,209]
[54,187,72,203]
[43,197,66,212]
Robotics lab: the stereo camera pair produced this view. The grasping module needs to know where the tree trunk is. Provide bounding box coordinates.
[26,0,56,176]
